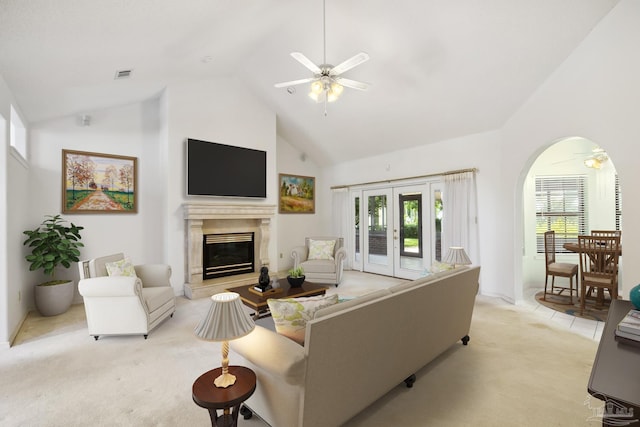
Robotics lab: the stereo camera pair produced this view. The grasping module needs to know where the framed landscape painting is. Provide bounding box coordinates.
[62,149,137,214]
[279,174,315,214]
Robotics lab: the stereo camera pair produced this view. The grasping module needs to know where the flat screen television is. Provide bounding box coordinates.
[187,138,267,198]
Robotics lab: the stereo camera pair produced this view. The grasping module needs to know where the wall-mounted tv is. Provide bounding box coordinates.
[187,138,267,198]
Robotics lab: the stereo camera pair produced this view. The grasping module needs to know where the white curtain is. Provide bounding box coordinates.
[442,171,479,265]
[331,188,352,269]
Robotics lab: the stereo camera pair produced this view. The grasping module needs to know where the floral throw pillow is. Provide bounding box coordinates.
[429,260,454,274]
[308,239,336,260]
[267,294,339,345]
[105,257,137,277]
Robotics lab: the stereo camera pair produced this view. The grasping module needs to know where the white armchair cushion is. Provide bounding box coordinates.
[143,287,175,312]
[308,239,336,260]
[105,258,137,277]
[301,259,338,274]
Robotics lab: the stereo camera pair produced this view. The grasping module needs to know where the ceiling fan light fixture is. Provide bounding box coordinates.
[308,91,321,102]
[330,82,343,96]
[584,157,601,169]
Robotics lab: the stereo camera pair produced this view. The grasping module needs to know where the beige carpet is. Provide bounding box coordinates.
[0,271,603,426]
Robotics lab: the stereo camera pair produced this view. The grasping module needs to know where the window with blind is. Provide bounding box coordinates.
[535,175,588,253]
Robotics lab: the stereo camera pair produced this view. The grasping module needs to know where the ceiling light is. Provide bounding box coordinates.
[584,157,601,169]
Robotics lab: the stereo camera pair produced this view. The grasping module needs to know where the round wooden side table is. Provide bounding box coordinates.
[192,366,256,427]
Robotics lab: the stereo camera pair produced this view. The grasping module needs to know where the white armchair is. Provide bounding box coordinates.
[77,253,176,340]
[291,237,347,286]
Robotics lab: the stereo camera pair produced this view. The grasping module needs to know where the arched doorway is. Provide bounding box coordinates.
[521,136,620,299]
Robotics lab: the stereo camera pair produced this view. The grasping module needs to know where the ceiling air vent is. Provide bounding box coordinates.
[114,69,133,80]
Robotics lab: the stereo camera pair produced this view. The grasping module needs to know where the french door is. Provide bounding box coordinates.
[351,182,440,280]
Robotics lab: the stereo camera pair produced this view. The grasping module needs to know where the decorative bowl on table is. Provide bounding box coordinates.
[287,275,305,288]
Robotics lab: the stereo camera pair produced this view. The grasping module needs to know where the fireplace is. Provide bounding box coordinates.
[203,232,255,280]
[183,203,276,299]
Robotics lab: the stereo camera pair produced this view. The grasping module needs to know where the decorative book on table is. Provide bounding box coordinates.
[615,309,640,342]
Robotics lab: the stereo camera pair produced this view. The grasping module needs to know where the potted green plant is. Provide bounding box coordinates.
[287,266,305,288]
[23,214,84,316]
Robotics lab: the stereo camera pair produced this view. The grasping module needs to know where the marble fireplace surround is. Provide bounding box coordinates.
[183,202,276,299]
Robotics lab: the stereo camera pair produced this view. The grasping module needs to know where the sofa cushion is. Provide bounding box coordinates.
[105,257,137,277]
[268,294,339,345]
[314,289,391,319]
[308,239,336,260]
[142,286,175,312]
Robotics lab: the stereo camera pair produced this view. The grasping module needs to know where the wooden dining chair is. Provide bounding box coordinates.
[543,231,579,303]
[577,235,620,315]
[591,230,621,238]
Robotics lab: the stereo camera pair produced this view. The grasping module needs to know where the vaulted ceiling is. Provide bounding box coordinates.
[0,0,620,165]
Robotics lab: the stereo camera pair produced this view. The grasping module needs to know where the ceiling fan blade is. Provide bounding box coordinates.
[290,52,322,74]
[274,77,316,88]
[329,52,370,76]
[334,77,370,91]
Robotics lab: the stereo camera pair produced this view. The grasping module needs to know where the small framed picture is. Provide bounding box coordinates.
[279,174,315,214]
[62,149,137,214]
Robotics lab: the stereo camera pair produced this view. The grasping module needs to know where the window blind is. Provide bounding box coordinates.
[535,175,588,253]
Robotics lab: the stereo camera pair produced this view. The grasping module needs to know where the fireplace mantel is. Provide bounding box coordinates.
[183,202,276,299]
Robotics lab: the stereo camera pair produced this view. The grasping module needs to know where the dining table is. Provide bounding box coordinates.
[562,241,621,308]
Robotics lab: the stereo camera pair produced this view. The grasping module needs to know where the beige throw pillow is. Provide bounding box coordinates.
[105,257,137,277]
[308,239,336,260]
[268,294,339,345]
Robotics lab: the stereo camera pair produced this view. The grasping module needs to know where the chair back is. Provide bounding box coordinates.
[591,230,621,238]
[305,237,344,254]
[78,253,125,279]
[577,235,620,288]
[543,231,556,267]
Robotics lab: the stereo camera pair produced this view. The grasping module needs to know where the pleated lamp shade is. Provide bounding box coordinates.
[442,247,472,268]
[194,292,255,388]
[194,292,255,342]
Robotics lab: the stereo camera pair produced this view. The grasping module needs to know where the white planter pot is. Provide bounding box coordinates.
[34,280,74,316]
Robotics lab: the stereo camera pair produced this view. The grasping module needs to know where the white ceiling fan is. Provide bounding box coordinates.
[274,0,370,112]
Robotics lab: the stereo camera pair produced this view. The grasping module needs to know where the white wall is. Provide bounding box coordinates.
[28,100,165,303]
[501,0,640,301]
[324,130,502,296]
[163,77,277,292]
[276,135,323,272]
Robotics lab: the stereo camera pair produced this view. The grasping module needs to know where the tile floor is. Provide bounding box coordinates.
[521,287,605,341]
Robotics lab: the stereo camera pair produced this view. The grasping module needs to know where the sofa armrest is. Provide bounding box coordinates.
[134,264,171,287]
[232,325,306,385]
[291,246,309,268]
[78,276,142,297]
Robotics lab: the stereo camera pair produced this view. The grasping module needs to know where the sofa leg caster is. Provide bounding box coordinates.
[143,334,148,340]
[240,405,253,420]
[170,312,174,318]
[461,335,470,345]
[93,336,99,341]
[335,284,339,287]
[404,374,416,388]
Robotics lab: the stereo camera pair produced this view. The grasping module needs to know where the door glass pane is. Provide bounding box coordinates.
[399,192,423,271]
[354,196,360,264]
[435,190,443,261]
[368,195,388,265]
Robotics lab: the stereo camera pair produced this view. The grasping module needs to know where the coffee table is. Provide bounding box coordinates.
[226,279,327,318]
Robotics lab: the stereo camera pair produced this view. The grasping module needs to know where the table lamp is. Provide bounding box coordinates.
[194,292,255,388]
[442,246,472,268]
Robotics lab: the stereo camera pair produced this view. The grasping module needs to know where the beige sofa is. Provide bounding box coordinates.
[231,266,480,427]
